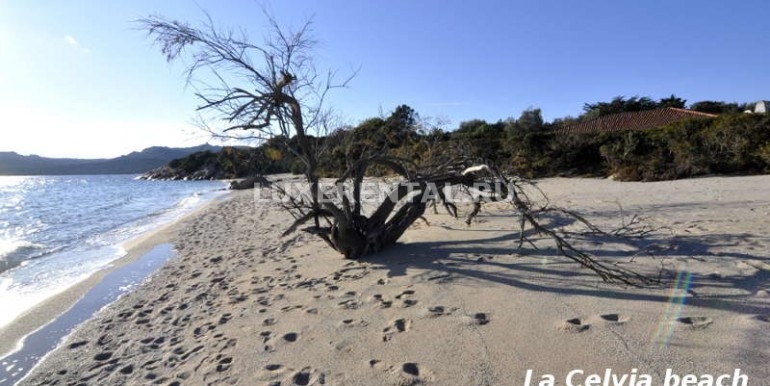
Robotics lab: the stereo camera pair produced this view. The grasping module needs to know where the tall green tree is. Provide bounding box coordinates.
[384,104,419,147]
[510,108,545,132]
[658,94,687,109]
[582,96,658,118]
[689,101,746,115]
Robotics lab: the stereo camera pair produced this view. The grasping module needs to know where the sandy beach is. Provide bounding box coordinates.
[16,175,770,386]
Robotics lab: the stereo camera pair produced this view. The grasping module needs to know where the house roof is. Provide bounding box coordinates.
[556,108,717,135]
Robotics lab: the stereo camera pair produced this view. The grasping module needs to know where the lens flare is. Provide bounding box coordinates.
[650,270,693,348]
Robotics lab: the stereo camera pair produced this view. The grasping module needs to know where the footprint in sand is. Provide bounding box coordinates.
[119,364,134,374]
[368,359,390,371]
[371,294,394,309]
[560,317,590,332]
[401,362,420,376]
[68,340,88,349]
[399,362,435,383]
[384,318,411,333]
[368,360,434,382]
[338,299,362,310]
[394,289,419,308]
[281,305,303,312]
[268,366,324,386]
[419,305,459,318]
[291,370,311,385]
[340,318,368,327]
[262,317,277,326]
[402,299,418,308]
[598,313,630,324]
[218,313,233,324]
[676,316,713,329]
[94,351,113,361]
[473,312,490,325]
[428,306,446,316]
[283,332,300,342]
[461,312,491,326]
[383,318,412,341]
[215,356,233,372]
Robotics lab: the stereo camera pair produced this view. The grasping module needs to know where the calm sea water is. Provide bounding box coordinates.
[0,175,227,329]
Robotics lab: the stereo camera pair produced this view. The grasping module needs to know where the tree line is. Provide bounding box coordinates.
[164,97,770,182]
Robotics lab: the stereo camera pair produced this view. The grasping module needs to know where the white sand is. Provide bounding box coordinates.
[18,175,770,385]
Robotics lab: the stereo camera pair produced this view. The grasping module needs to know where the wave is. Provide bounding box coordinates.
[0,238,44,260]
[0,238,45,273]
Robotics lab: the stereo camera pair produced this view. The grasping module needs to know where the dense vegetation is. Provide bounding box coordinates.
[152,97,770,182]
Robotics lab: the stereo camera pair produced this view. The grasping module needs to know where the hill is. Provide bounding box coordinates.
[0,145,222,175]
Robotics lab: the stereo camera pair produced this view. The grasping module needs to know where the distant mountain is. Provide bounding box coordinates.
[0,145,222,175]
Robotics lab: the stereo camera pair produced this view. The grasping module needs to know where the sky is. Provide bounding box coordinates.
[1,1,768,158]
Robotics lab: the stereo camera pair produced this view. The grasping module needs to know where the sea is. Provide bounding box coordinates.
[0,175,227,330]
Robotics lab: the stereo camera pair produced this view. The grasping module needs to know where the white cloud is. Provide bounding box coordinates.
[64,35,78,46]
[63,34,90,54]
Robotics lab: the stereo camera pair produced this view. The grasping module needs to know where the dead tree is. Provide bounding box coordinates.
[141,14,654,286]
[278,156,652,286]
[140,13,350,228]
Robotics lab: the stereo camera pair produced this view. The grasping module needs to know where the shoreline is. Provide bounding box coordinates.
[14,176,770,385]
[0,243,177,385]
[0,191,231,358]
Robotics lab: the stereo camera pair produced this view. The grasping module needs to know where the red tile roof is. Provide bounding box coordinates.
[556,108,717,135]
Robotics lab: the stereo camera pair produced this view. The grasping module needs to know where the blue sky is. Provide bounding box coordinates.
[1,1,768,158]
